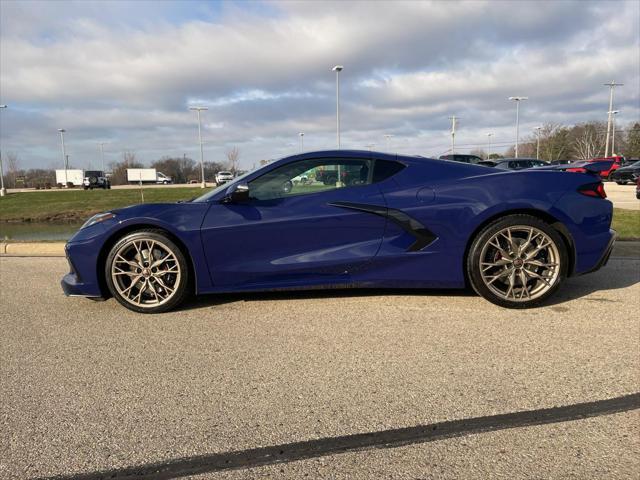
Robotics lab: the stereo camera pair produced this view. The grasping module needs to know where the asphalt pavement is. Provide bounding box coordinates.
[605,183,639,211]
[0,255,638,479]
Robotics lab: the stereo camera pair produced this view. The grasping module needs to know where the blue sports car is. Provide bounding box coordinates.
[62,150,616,313]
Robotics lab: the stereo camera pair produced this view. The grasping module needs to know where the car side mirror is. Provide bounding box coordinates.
[222,182,250,204]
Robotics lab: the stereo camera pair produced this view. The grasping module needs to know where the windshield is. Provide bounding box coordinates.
[193,168,259,202]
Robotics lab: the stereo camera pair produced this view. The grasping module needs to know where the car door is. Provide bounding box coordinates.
[200,156,388,288]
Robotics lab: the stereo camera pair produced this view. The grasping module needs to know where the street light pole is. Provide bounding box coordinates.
[98,142,107,172]
[384,134,393,151]
[609,110,620,155]
[508,96,528,158]
[486,132,494,160]
[332,65,343,149]
[189,106,208,188]
[604,81,623,157]
[448,115,458,155]
[299,132,305,153]
[58,129,68,186]
[534,126,542,160]
[0,105,7,196]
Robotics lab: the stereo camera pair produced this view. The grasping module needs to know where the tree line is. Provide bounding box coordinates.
[471,121,640,162]
[1,148,242,188]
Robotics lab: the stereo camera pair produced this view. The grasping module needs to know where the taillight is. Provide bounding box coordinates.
[578,182,607,199]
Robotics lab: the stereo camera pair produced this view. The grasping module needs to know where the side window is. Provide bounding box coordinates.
[373,159,405,182]
[249,158,373,201]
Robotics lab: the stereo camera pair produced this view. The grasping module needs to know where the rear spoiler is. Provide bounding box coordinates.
[536,160,613,174]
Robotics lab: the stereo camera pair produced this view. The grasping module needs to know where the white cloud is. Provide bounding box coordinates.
[0,0,638,169]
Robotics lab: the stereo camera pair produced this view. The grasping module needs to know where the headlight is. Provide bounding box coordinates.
[81,212,116,230]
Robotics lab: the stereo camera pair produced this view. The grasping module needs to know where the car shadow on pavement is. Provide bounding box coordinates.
[181,286,475,311]
[180,258,638,312]
[545,258,640,307]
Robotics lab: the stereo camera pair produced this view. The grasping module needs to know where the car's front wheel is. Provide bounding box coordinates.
[467,215,567,308]
[105,230,190,313]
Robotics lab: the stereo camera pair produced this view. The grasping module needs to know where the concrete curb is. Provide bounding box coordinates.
[0,242,66,257]
[1,240,639,259]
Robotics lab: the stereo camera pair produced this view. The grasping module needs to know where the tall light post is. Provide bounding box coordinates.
[604,81,623,157]
[609,110,620,155]
[508,96,528,158]
[384,134,393,151]
[486,132,494,160]
[534,126,542,160]
[448,115,459,155]
[58,129,68,186]
[332,65,343,149]
[299,132,305,153]
[98,142,107,172]
[0,104,7,196]
[365,143,376,151]
[189,106,208,188]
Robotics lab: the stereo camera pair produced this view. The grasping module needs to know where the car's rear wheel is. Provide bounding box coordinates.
[467,215,567,308]
[105,230,190,313]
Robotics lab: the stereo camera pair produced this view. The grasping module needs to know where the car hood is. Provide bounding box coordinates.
[110,201,201,219]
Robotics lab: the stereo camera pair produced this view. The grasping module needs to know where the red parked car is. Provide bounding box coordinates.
[572,156,626,179]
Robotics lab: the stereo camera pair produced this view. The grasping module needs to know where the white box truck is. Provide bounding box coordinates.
[126,169,172,184]
[55,169,84,187]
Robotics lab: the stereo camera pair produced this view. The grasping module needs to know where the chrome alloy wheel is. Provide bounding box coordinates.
[478,225,561,302]
[110,238,181,309]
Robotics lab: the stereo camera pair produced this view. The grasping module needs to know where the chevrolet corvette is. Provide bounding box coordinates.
[62,150,616,313]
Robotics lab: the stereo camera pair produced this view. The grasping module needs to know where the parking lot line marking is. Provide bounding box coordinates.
[39,392,640,480]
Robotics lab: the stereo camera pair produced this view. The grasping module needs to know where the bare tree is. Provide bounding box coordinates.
[573,125,602,160]
[122,151,137,165]
[539,123,569,162]
[6,152,19,188]
[226,146,240,174]
[108,151,143,185]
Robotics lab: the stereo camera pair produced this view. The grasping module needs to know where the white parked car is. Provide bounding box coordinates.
[215,171,234,186]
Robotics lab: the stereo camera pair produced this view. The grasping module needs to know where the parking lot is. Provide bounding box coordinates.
[606,183,639,210]
[1,252,638,479]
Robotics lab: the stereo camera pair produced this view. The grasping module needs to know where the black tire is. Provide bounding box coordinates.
[105,230,191,313]
[467,214,568,308]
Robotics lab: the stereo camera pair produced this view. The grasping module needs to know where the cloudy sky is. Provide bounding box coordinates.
[0,0,638,170]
